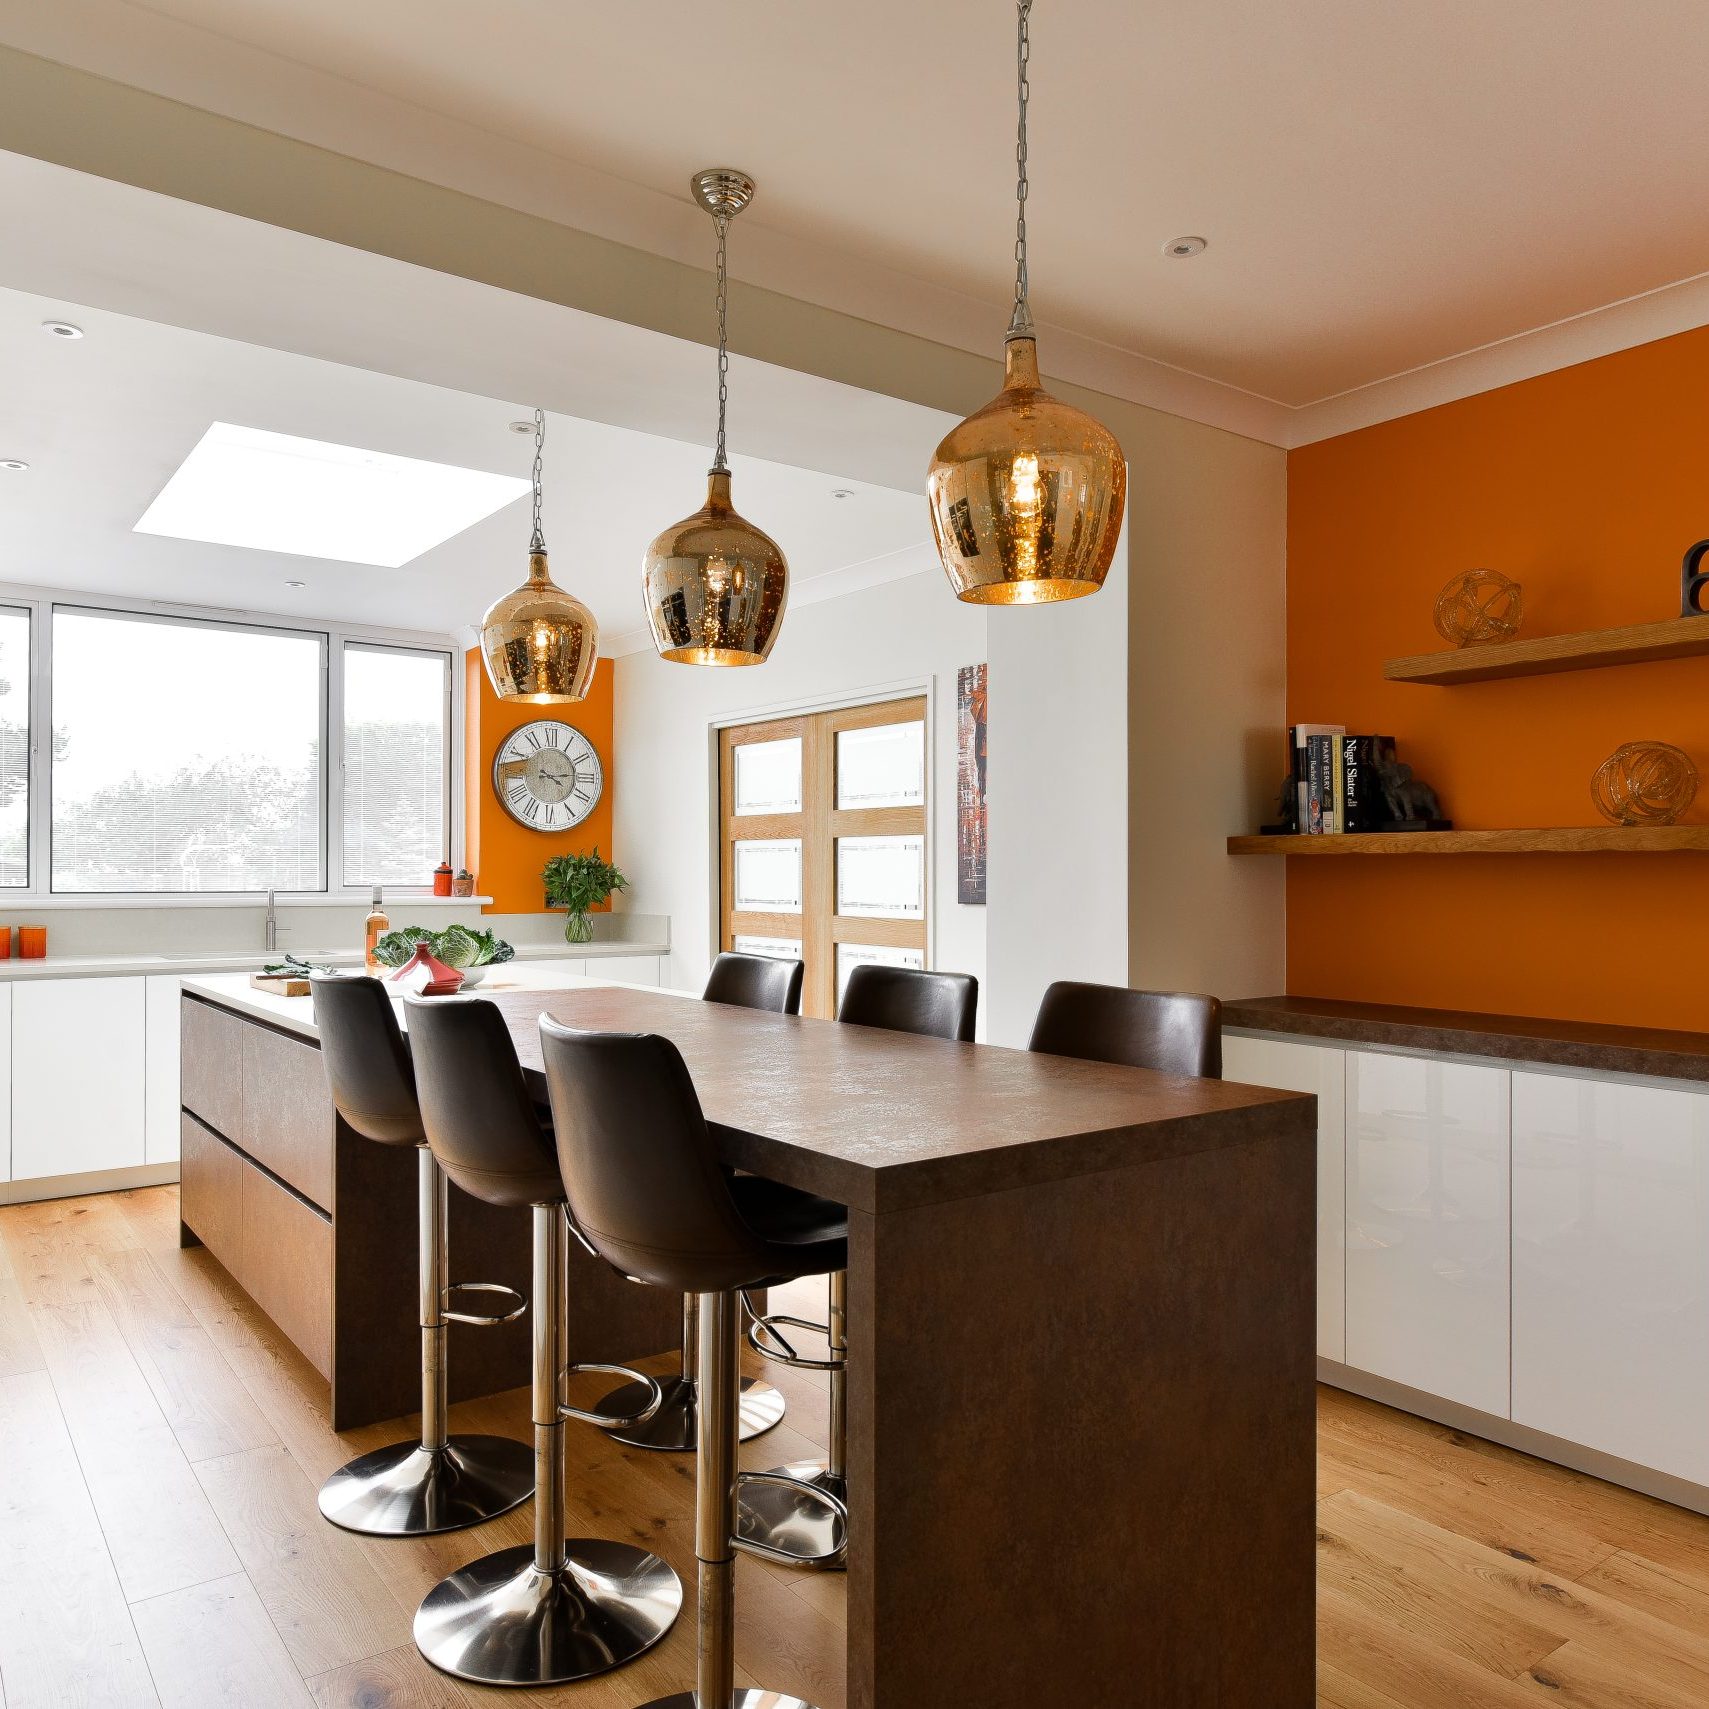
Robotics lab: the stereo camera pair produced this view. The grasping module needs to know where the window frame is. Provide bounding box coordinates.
[337,639,455,894]
[0,578,463,903]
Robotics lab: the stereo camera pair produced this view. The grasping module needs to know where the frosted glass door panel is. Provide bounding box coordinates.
[733,934,803,961]
[733,839,802,913]
[733,738,802,815]
[1345,1050,1510,1417]
[836,836,924,918]
[836,943,925,1005]
[836,721,924,809]
[1512,1070,1709,1484]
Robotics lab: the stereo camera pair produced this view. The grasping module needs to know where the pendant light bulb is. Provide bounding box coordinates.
[643,169,789,666]
[927,0,1125,604]
[480,408,598,702]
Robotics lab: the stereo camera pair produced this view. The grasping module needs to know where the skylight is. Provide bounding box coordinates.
[134,423,530,567]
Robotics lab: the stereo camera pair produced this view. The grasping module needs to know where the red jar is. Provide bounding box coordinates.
[433,860,453,897]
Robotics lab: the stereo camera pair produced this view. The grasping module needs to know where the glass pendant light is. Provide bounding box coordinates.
[479,408,598,702]
[643,169,788,666]
[928,0,1125,604]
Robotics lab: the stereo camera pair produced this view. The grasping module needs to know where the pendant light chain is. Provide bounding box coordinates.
[712,213,731,472]
[1009,0,1034,338]
[529,406,546,552]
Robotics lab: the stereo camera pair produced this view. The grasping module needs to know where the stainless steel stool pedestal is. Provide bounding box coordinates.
[636,1290,837,1709]
[318,1148,533,1536]
[415,1205,681,1687]
[735,1270,849,1570]
[599,1292,785,1450]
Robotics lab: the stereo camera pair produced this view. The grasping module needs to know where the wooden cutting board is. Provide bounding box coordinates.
[250,972,311,997]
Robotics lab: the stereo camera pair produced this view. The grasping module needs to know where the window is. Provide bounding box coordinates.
[52,610,324,893]
[342,644,450,886]
[718,696,927,1018]
[0,608,29,887]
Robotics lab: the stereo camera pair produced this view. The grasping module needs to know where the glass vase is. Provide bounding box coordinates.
[563,911,594,945]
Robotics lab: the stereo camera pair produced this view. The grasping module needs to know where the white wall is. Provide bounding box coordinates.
[613,548,989,1015]
[984,526,1130,1045]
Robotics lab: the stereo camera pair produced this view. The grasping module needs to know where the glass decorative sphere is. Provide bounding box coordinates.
[927,337,1125,604]
[1591,741,1698,826]
[1433,569,1523,647]
[480,550,598,702]
[643,469,789,666]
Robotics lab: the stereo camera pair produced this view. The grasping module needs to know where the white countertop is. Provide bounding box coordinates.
[181,962,680,1041]
[0,939,668,983]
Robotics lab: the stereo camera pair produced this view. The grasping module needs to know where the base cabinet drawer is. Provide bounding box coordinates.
[181,995,334,1207]
[1513,1071,1709,1484]
[180,1113,331,1377]
[1224,1034,1345,1361]
[1346,1051,1510,1417]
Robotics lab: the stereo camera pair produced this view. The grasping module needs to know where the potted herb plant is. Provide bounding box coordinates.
[542,848,628,944]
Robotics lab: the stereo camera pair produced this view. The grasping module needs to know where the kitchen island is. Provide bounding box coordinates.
[177,964,681,1429]
[185,972,1319,1705]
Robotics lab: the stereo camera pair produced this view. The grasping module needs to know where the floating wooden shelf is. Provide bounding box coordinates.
[1384,614,1709,685]
[1228,827,1709,856]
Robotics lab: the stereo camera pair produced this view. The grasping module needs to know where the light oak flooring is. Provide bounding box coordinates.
[2,1189,1708,1708]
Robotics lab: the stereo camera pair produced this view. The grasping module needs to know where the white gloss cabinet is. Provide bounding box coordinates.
[144,974,183,1165]
[1223,1034,1347,1360]
[1345,1050,1511,1417]
[1512,1070,1709,1485]
[11,976,146,1181]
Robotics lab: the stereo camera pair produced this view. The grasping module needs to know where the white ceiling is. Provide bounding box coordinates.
[8,0,1709,440]
[0,284,934,644]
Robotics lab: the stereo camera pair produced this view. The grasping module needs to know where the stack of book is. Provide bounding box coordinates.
[1288,725,1395,834]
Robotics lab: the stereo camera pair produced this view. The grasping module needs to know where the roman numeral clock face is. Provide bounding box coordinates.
[492,720,604,832]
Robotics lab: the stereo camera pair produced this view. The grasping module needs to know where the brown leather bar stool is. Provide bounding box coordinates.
[404,995,681,1688]
[594,951,800,1453]
[1028,980,1222,1077]
[739,962,978,1570]
[309,974,533,1537]
[540,1014,848,1709]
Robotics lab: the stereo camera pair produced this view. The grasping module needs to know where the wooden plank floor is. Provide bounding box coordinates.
[1,1189,1706,1707]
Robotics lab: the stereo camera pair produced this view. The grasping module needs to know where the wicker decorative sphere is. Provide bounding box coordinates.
[1433,569,1523,647]
[1591,741,1698,826]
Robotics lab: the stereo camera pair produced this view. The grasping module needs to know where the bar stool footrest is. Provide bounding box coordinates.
[742,1298,845,1372]
[440,1281,527,1326]
[558,1362,666,1429]
[731,1471,849,1567]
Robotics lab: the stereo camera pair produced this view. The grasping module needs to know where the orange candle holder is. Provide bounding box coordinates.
[0,927,11,959]
[18,925,46,960]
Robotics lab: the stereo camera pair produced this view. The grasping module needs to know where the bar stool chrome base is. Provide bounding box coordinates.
[415,1539,681,1687]
[638,1692,820,1707]
[318,1436,534,1537]
[736,1464,847,1570]
[598,1372,786,1451]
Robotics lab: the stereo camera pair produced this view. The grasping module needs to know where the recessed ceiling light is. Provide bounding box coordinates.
[41,319,84,339]
[1163,236,1207,259]
[134,423,531,567]
[509,420,536,434]
[830,488,854,500]
[284,579,306,588]
[0,459,28,472]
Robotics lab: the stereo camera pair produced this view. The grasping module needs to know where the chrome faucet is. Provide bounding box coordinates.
[265,889,277,954]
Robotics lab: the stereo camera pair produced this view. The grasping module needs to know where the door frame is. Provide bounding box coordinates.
[704,674,938,1004]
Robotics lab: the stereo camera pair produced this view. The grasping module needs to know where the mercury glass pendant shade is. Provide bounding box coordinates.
[642,468,788,665]
[480,549,598,702]
[928,335,1126,605]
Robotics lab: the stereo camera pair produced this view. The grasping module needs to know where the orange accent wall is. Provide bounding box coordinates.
[463,651,616,915]
[1287,327,1709,1030]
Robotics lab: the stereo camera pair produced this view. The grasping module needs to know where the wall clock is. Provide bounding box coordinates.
[492,719,604,832]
